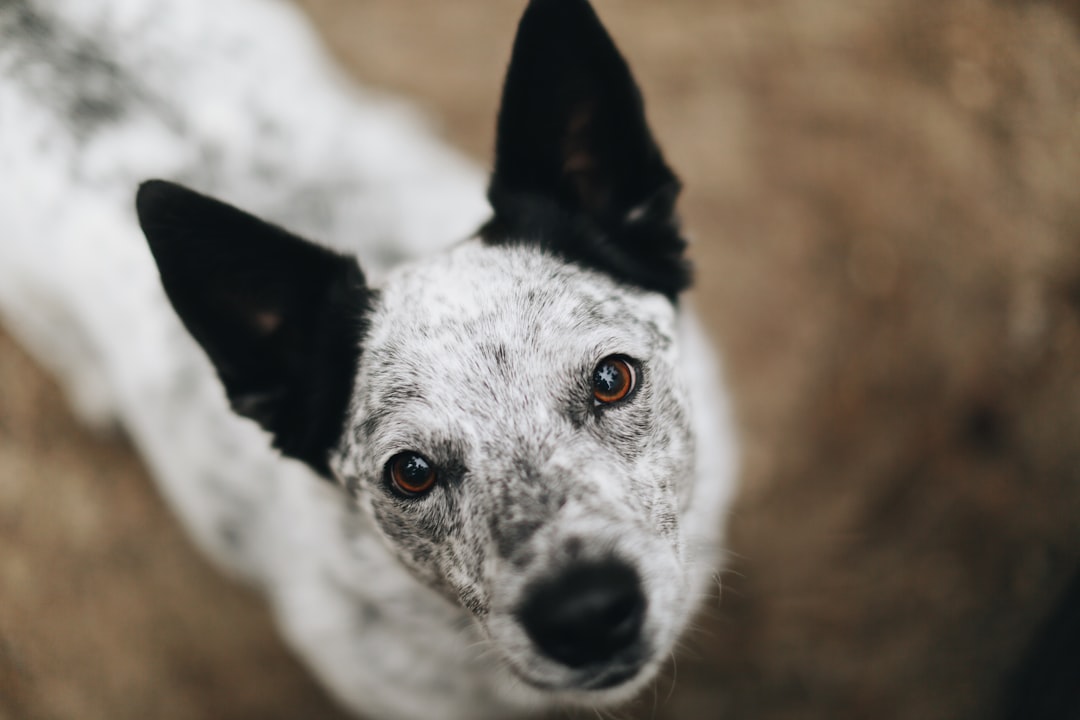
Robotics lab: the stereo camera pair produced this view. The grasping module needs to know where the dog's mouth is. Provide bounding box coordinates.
[504,650,649,693]
[581,660,646,690]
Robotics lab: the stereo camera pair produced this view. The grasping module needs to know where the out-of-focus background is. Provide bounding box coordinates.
[2,1,1079,718]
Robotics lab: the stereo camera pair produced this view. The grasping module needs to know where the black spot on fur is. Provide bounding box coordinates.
[136,180,371,478]
[482,0,691,301]
[357,410,387,445]
[482,342,510,369]
[1,0,140,134]
[373,383,428,411]
[494,518,545,560]
[490,454,564,560]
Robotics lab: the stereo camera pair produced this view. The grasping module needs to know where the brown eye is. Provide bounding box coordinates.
[386,452,438,496]
[592,356,637,405]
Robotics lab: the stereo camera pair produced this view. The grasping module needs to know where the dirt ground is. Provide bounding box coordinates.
[2,1,1080,719]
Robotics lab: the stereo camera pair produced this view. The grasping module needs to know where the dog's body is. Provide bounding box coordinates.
[0,1,737,718]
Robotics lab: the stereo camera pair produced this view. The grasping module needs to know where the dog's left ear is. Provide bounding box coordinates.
[136,180,369,478]
[485,0,690,300]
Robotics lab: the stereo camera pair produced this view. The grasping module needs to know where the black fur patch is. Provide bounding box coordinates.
[135,180,371,477]
[483,0,691,301]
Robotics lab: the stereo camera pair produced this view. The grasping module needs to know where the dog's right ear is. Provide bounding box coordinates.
[135,180,369,478]
[485,0,690,300]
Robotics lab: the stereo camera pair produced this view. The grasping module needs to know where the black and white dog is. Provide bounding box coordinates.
[0,0,737,717]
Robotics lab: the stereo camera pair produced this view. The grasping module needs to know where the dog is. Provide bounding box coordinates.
[0,0,737,717]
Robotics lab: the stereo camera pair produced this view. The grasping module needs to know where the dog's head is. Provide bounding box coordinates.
[137,0,707,703]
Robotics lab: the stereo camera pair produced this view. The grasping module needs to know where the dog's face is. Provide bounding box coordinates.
[137,0,700,703]
[339,241,695,694]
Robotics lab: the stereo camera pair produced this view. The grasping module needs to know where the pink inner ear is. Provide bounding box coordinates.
[561,105,603,208]
[562,104,595,172]
[252,310,283,335]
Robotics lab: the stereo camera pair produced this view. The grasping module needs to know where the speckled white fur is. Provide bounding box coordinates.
[0,1,738,718]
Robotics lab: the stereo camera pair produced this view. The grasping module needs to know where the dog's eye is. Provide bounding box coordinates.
[592,356,637,405]
[386,452,438,496]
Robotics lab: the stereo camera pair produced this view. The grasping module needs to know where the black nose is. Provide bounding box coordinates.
[518,560,646,668]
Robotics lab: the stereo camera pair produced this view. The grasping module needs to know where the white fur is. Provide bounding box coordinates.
[0,1,738,718]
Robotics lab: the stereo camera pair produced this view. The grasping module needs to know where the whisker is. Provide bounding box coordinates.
[664,650,679,704]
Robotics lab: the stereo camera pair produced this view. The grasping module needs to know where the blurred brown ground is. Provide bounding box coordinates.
[2,1,1080,718]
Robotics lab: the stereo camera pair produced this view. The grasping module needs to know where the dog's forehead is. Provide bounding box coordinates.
[357,241,675,417]
[370,241,672,351]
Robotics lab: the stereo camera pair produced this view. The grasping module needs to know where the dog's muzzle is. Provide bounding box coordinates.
[517,559,648,687]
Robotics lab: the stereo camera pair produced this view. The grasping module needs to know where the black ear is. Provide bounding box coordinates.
[485,0,690,300]
[135,180,369,478]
